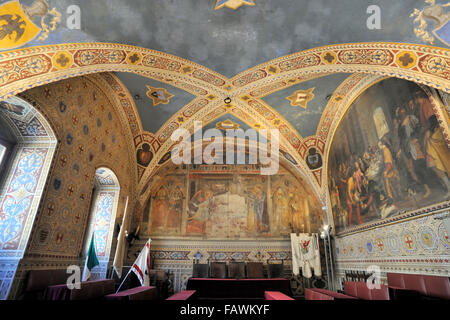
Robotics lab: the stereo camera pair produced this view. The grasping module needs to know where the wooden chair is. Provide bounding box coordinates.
[267,260,284,278]
[247,262,264,279]
[228,262,246,279]
[210,262,227,279]
[192,260,209,278]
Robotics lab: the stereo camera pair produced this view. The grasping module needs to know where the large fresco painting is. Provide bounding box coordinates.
[144,176,185,235]
[143,164,324,239]
[328,78,450,233]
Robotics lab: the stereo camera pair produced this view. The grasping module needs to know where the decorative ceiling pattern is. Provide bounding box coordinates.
[0,42,449,209]
[116,72,196,134]
[262,73,351,137]
[2,1,448,77]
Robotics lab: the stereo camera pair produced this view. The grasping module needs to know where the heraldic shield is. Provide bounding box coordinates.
[0,1,41,50]
[433,19,450,46]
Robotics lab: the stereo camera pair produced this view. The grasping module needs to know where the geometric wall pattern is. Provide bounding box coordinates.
[19,76,134,257]
[334,208,450,289]
[127,238,293,293]
[2,75,136,299]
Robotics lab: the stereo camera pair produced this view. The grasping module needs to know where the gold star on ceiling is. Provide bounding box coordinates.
[216,119,240,130]
[215,0,255,10]
[286,88,316,109]
[145,85,174,107]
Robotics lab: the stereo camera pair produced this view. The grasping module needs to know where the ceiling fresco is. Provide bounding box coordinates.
[261,73,351,137]
[116,72,196,134]
[194,114,254,138]
[0,0,448,205]
[5,0,448,76]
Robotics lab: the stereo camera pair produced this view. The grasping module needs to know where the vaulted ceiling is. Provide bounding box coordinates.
[1,0,449,204]
[36,0,440,76]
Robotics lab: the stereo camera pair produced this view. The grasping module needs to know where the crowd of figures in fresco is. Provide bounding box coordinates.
[143,165,324,239]
[328,79,450,232]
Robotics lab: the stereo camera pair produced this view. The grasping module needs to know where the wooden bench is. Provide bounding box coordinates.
[23,269,70,300]
[305,288,334,300]
[104,286,158,300]
[166,290,197,300]
[264,291,295,300]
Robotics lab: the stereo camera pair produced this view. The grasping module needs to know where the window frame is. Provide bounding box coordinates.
[0,137,14,183]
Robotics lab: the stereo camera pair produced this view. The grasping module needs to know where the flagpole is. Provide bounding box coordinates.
[115,266,132,293]
[116,239,151,293]
[113,196,129,279]
[113,196,130,292]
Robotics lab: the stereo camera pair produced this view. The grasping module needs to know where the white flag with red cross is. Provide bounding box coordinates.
[131,239,152,286]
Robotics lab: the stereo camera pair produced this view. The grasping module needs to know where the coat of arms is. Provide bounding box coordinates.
[0,0,60,50]
[411,0,450,46]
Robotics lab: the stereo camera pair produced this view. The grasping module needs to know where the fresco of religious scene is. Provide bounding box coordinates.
[144,177,185,235]
[328,78,450,233]
[186,173,270,238]
[271,175,324,234]
[142,164,324,239]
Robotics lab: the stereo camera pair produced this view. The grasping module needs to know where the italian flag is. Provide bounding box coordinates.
[82,233,100,281]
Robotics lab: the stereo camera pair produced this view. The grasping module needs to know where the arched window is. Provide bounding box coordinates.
[0,97,57,300]
[83,168,120,280]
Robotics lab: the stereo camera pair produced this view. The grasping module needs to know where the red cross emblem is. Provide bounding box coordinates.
[377,240,384,251]
[405,235,414,249]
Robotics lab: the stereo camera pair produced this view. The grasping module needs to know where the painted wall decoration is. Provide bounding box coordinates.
[306,148,322,170]
[335,209,450,278]
[143,164,324,239]
[16,75,135,256]
[0,74,136,299]
[328,78,450,233]
[137,143,153,167]
[127,238,292,294]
